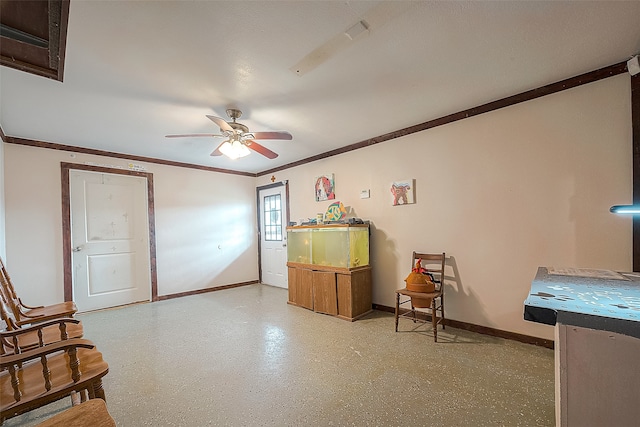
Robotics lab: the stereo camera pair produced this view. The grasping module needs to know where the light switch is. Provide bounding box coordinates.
[360,190,370,199]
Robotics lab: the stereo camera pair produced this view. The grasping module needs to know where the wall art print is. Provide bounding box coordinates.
[315,174,335,202]
[390,179,415,206]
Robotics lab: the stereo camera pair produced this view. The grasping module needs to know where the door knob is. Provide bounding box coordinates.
[72,246,82,252]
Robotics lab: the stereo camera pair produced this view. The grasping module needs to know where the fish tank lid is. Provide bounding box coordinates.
[287,223,369,230]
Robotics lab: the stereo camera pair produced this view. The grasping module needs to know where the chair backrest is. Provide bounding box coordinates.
[411,252,446,291]
[0,257,17,300]
[0,267,23,323]
[0,296,18,331]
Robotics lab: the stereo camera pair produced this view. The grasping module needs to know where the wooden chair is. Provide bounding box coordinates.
[1,298,83,354]
[0,338,109,424]
[0,257,77,326]
[395,252,446,342]
[35,399,116,427]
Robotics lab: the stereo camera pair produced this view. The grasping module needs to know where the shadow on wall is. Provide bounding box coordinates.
[369,223,398,305]
[443,255,491,329]
[368,238,493,330]
[351,218,493,329]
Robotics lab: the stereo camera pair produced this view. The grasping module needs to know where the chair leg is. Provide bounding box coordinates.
[70,391,81,406]
[92,380,106,401]
[411,302,416,323]
[394,293,399,332]
[441,294,445,330]
[431,298,438,342]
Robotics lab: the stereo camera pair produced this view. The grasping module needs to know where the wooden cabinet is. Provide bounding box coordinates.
[287,264,372,321]
[286,223,372,321]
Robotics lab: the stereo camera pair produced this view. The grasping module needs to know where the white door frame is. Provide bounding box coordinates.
[61,163,158,303]
[257,181,289,286]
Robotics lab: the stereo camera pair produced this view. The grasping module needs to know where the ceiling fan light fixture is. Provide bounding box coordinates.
[219,139,250,159]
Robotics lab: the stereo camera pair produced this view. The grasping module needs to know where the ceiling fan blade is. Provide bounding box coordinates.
[165,133,222,138]
[206,115,234,133]
[210,141,227,156]
[245,140,278,159]
[251,131,293,140]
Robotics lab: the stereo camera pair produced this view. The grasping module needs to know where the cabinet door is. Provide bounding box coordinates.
[337,268,372,320]
[336,273,353,318]
[287,267,297,303]
[313,270,338,315]
[352,269,372,317]
[297,269,314,310]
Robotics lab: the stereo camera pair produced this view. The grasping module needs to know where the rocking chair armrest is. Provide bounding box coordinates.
[17,298,44,310]
[16,308,46,319]
[0,338,95,367]
[0,318,81,339]
[14,310,76,326]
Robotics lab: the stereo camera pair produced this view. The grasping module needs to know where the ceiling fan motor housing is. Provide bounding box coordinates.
[226,108,242,120]
[229,122,249,134]
[226,109,249,134]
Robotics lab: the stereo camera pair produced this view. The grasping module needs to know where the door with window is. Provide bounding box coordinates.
[259,184,288,288]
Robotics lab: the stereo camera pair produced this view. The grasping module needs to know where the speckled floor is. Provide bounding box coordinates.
[5,284,554,426]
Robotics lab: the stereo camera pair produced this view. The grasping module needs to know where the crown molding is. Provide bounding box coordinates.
[258,61,628,176]
[4,136,256,177]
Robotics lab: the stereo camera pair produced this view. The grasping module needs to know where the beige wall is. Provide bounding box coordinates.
[4,145,258,305]
[257,74,633,340]
[2,74,633,340]
[0,140,5,261]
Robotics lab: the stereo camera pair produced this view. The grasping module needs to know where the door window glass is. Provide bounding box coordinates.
[264,194,282,241]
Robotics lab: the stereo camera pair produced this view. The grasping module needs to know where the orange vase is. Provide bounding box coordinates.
[404,271,435,308]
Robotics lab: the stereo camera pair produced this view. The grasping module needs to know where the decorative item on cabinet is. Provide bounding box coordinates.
[286,224,372,321]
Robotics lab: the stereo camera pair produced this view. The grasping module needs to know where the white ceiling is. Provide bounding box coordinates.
[1,1,639,174]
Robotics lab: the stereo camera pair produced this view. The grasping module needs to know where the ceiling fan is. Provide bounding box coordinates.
[165,109,292,159]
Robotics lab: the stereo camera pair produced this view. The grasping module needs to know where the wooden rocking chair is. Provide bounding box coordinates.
[0,337,109,424]
[1,298,83,354]
[35,399,116,427]
[0,257,76,326]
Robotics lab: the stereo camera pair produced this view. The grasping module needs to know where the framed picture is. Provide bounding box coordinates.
[315,174,335,201]
[390,179,415,206]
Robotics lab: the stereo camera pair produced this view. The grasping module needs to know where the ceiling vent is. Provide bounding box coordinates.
[0,0,70,81]
[627,55,640,76]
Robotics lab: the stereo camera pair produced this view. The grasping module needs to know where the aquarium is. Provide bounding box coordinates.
[286,227,312,264]
[287,224,369,269]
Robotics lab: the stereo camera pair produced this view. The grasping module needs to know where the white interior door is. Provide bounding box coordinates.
[259,186,287,288]
[70,170,151,312]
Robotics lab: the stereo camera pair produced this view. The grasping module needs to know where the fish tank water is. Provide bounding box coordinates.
[286,227,312,264]
[287,225,369,269]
